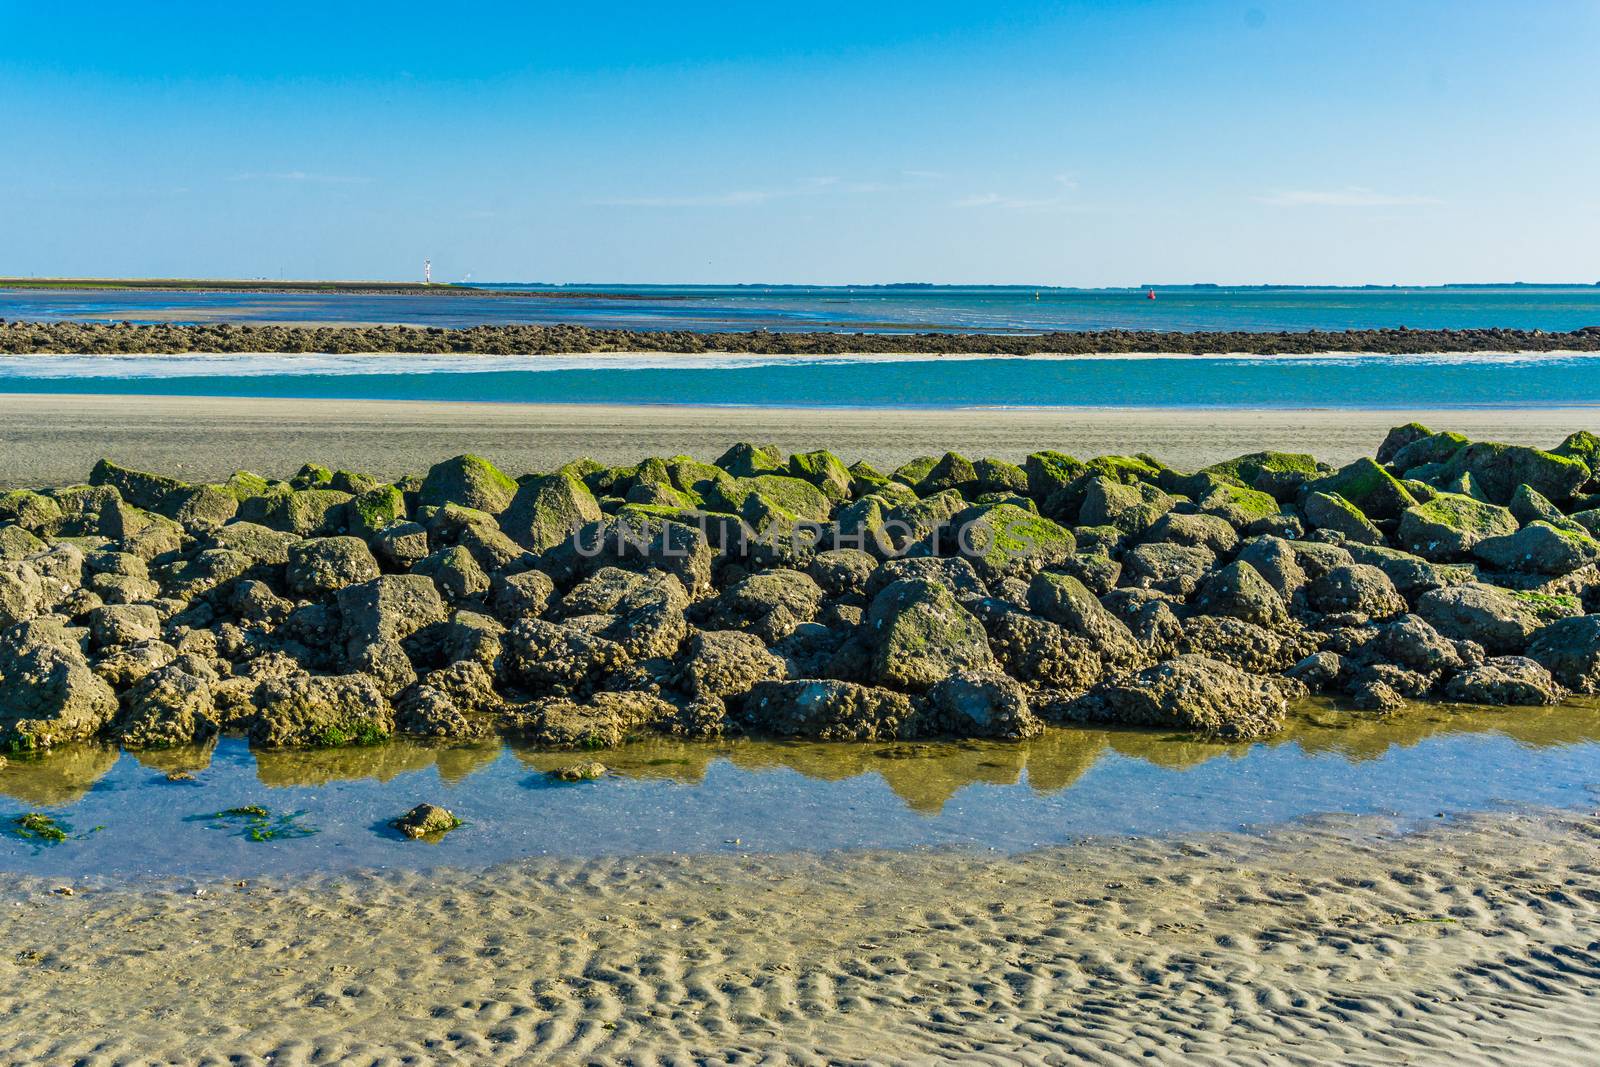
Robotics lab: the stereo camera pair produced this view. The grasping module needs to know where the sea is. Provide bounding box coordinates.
[4,282,1600,333]
[4,284,1600,408]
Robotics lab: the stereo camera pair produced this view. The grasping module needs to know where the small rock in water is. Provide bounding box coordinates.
[165,770,195,782]
[549,761,608,782]
[391,803,462,840]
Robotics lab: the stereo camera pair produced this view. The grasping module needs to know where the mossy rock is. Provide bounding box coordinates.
[1200,483,1280,522]
[165,484,239,528]
[1375,422,1435,465]
[1086,454,1163,485]
[0,490,63,532]
[1397,491,1518,561]
[1024,451,1087,502]
[951,502,1075,580]
[237,487,352,536]
[1203,451,1321,485]
[1390,431,1469,474]
[714,442,785,478]
[1553,430,1600,480]
[419,454,517,514]
[223,470,273,501]
[290,463,334,489]
[500,472,603,552]
[1302,457,1417,522]
[666,457,732,505]
[787,449,854,503]
[1435,441,1589,505]
[349,485,407,539]
[89,458,187,512]
[971,457,1029,496]
[329,469,380,495]
[707,475,832,522]
[890,455,939,488]
[1301,490,1384,545]
[915,452,979,496]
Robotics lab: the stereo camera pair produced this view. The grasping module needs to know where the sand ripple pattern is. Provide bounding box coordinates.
[3,810,1599,1064]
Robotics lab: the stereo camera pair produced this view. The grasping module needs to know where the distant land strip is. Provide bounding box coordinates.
[2,320,1600,356]
[0,279,671,299]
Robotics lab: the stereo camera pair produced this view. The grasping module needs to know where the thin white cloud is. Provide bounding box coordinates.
[591,177,893,208]
[954,174,1080,211]
[229,171,372,185]
[1256,186,1440,207]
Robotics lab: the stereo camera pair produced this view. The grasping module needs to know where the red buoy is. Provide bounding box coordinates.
[1147,289,1156,300]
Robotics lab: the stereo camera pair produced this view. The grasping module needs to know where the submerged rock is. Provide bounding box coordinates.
[392,803,462,839]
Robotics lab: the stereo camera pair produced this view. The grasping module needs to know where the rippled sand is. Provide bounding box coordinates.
[1,393,1597,485]
[4,809,1598,1063]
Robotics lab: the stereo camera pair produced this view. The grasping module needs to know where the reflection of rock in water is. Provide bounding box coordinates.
[511,738,718,784]
[1017,729,1114,794]
[433,743,502,785]
[1281,697,1600,762]
[254,739,443,787]
[128,742,216,776]
[0,743,120,805]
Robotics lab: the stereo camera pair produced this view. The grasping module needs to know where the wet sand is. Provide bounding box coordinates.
[3,808,1597,1063]
[1,393,1595,485]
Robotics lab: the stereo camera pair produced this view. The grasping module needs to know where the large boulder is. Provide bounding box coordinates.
[1528,615,1600,693]
[740,679,917,741]
[705,569,823,644]
[0,623,119,750]
[1194,560,1288,627]
[116,664,220,748]
[1397,493,1518,561]
[672,630,787,700]
[1443,657,1566,706]
[927,670,1041,740]
[1078,477,1173,535]
[950,503,1075,581]
[1076,654,1287,739]
[1379,613,1469,674]
[986,610,1105,691]
[1143,512,1239,556]
[1301,458,1416,522]
[499,472,603,552]
[287,536,381,597]
[1121,542,1215,597]
[1436,442,1589,505]
[503,618,628,697]
[1417,583,1541,655]
[419,454,518,514]
[1472,521,1600,576]
[0,560,47,628]
[337,574,448,658]
[866,578,996,691]
[1306,564,1407,618]
[1301,491,1384,546]
[1026,571,1139,653]
[247,671,394,748]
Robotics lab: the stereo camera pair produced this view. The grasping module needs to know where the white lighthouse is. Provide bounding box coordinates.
[423,259,432,285]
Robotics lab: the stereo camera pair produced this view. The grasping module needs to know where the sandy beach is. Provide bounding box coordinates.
[1,392,1595,486]
[2,807,1596,1063]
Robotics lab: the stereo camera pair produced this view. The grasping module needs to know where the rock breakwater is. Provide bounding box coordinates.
[4,425,1600,754]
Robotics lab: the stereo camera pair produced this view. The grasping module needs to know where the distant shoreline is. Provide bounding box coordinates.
[3,320,1600,356]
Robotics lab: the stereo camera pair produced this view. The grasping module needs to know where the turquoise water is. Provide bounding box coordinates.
[5,284,1600,333]
[3,704,1600,880]
[4,353,1600,408]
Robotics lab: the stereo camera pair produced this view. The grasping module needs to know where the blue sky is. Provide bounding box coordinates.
[2,0,1597,285]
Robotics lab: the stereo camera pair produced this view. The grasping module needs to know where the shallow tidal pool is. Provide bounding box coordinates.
[4,699,1600,882]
